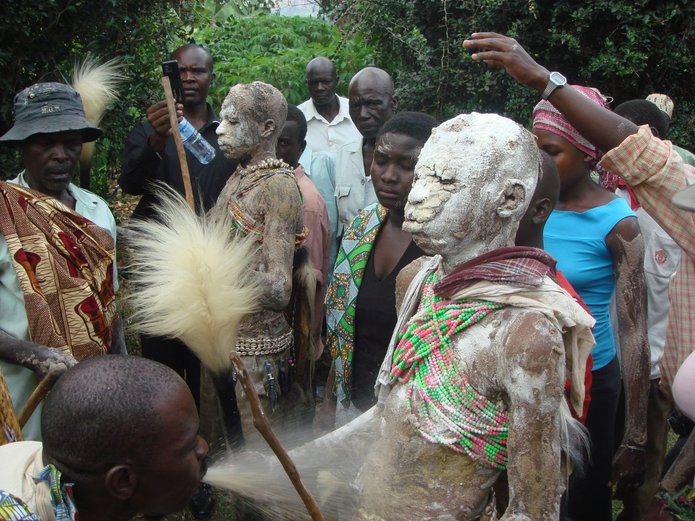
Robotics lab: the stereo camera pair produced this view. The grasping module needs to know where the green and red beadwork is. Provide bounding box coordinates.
[389,272,510,469]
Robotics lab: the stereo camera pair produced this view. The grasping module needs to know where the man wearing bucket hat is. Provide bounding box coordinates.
[0,82,122,442]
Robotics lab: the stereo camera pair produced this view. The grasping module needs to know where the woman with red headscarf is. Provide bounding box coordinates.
[531,87,650,520]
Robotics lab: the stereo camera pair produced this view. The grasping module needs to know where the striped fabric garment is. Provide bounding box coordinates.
[601,125,695,390]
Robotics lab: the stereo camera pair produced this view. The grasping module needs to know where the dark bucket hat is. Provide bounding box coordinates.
[0,82,102,144]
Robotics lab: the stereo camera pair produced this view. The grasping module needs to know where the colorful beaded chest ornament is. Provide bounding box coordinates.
[389,272,510,469]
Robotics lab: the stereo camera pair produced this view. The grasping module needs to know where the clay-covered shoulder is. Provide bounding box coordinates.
[499,308,563,371]
[395,255,432,311]
[260,172,303,216]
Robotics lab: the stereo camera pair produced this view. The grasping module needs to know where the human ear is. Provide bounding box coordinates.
[497,180,526,218]
[261,119,276,138]
[104,465,136,501]
[583,153,594,165]
[300,139,306,155]
[391,94,400,111]
[531,197,553,224]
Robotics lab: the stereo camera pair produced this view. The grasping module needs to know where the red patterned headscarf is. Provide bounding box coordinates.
[532,85,610,161]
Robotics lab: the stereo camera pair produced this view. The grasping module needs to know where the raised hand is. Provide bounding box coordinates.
[463,32,549,92]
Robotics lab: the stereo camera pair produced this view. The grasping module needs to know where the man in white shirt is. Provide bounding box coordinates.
[333,67,398,232]
[298,57,360,154]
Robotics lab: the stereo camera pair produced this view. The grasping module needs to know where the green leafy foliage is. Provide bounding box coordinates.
[0,0,187,194]
[322,0,694,149]
[186,14,374,108]
[0,4,372,197]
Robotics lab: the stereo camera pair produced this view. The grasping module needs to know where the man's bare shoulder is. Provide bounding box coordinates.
[395,255,431,312]
[258,171,303,215]
[498,308,563,372]
[396,255,430,289]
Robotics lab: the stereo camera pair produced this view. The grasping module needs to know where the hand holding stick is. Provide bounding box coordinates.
[230,352,325,521]
[18,366,63,427]
[161,75,194,209]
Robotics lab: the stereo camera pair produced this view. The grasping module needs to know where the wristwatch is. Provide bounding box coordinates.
[541,71,567,100]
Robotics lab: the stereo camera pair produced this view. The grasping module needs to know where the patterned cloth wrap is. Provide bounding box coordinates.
[0,464,77,521]
[388,247,557,469]
[0,491,38,521]
[326,203,388,407]
[0,181,116,360]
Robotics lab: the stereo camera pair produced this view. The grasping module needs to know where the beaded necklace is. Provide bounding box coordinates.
[226,159,307,247]
[233,158,292,199]
[389,271,510,469]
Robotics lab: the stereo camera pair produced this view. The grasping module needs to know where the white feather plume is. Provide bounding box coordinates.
[71,55,125,126]
[125,185,261,374]
[71,54,126,165]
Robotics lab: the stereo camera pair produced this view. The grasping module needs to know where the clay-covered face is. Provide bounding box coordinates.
[217,97,259,160]
[404,113,539,257]
[371,132,423,212]
[403,155,462,255]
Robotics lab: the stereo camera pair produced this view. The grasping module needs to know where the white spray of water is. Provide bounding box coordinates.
[204,408,382,520]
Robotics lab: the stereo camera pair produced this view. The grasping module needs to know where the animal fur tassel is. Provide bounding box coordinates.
[71,55,126,165]
[124,184,261,373]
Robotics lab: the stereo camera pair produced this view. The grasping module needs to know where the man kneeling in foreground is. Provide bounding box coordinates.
[0,355,209,520]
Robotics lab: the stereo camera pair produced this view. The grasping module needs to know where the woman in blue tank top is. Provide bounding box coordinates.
[534,87,649,521]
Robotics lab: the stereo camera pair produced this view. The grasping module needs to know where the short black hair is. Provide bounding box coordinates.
[173,42,214,73]
[42,355,188,476]
[614,99,670,139]
[285,105,308,142]
[376,111,438,143]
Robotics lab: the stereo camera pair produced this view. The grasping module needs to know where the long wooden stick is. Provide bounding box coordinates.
[229,352,325,521]
[17,367,62,427]
[161,76,194,210]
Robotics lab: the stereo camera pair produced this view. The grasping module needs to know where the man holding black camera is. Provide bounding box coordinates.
[119,42,235,520]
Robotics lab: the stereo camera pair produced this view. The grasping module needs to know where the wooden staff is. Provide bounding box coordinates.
[161,76,194,209]
[17,367,62,427]
[230,352,325,521]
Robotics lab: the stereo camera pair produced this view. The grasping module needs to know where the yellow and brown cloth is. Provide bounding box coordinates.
[0,181,116,361]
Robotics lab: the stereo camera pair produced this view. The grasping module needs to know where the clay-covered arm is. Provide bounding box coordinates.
[606,218,650,495]
[109,315,127,355]
[394,256,429,312]
[0,328,76,378]
[500,313,565,521]
[254,175,303,310]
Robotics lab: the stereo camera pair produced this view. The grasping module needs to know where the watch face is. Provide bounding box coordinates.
[550,71,567,86]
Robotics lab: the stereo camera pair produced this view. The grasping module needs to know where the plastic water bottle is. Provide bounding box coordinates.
[178,118,216,164]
